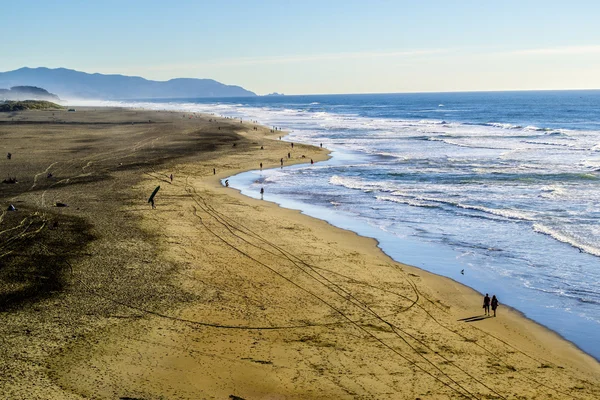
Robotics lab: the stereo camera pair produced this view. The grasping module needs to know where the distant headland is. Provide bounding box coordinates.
[0,86,60,102]
[0,67,257,101]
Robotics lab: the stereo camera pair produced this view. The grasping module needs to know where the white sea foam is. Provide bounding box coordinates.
[453,203,535,221]
[391,192,537,222]
[522,140,575,148]
[485,122,523,129]
[540,185,568,199]
[330,174,537,222]
[533,224,600,257]
[329,175,394,192]
[524,125,548,131]
[376,195,439,208]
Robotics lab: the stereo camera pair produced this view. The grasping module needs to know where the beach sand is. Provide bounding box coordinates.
[1,108,599,399]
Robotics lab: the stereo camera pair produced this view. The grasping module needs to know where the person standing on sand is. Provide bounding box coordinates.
[491,295,499,317]
[483,293,491,316]
[260,162,263,170]
[260,187,264,199]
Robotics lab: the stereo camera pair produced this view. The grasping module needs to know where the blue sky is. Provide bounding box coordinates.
[3,1,600,94]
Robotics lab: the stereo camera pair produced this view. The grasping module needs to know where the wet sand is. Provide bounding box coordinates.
[1,108,599,399]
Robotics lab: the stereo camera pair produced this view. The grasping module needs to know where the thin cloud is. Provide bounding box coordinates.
[142,48,451,71]
[509,45,600,56]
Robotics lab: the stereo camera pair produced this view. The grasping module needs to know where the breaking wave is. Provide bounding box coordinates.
[533,223,600,257]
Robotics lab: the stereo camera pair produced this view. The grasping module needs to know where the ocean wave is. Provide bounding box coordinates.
[484,122,523,129]
[453,203,535,221]
[329,175,394,192]
[344,179,538,222]
[582,160,600,170]
[533,223,600,257]
[521,140,575,148]
[463,122,575,136]
[386,190,537,221]
[524,125,551,132]
[376,195,439,208]
[544,131,567,136]
[427,137,512,150]
[539,185,568,199]
[522,283,600,306]
[419,119,447,125]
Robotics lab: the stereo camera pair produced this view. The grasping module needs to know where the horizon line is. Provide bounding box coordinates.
[257,88,600,97]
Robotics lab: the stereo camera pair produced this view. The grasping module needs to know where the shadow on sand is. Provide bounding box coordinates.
[458,315,493,323]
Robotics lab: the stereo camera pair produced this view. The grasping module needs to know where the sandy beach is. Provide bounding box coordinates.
[1,108,600,399]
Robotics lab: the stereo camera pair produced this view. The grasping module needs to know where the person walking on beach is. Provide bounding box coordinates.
[491,295,499,317]
[483,293,491,316]
[260,187,264,199]
[260,162,263,170]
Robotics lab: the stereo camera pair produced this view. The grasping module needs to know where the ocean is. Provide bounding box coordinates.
[95,91,600,360]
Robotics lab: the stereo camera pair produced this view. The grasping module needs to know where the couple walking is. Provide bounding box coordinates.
[483,293,499,317]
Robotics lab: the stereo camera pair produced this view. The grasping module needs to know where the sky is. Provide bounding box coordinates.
[3,0,600,95]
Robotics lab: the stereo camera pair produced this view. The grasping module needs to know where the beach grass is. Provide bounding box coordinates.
[0,100,65,112]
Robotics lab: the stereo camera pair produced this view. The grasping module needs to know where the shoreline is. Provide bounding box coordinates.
[2,107,599,399]
[227,161,600,364]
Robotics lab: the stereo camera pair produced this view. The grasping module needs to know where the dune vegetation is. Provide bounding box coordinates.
[0,100,65,112]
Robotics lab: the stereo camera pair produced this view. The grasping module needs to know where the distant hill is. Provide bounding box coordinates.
[0,86,61,102]
[0,67,256,100]
[0,100,64,112]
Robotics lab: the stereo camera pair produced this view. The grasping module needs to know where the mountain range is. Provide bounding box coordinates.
[0,67,256,100]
